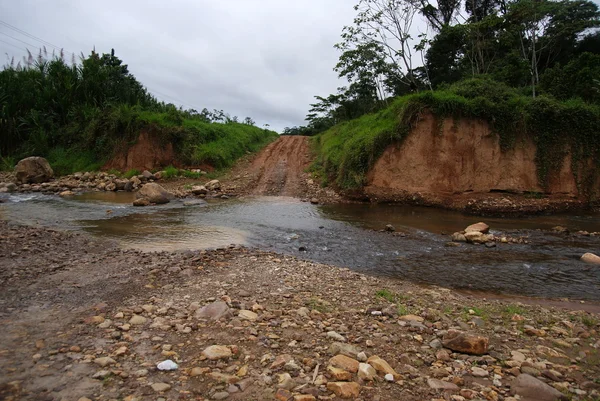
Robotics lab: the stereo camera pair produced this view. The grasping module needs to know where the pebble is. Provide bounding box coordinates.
[202,345,232,360]
[212,391,229,400]
[93,357,116,367]
[151,383,171,393]
[327,331,346,342]
[129,315,147,325]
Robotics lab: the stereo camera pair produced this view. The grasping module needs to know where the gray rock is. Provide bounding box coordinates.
[328,342,361,358]
[327,331,346,342]
[136,183,173,204]
[92,370,111,379]
[427,378,459,391]
[192,185,208,195]
[452,232,467,242]
[212,391,229,400]
[195,301,230,321]
[205,180,221,191]
[510,373,567,401]
[15,157,54,184]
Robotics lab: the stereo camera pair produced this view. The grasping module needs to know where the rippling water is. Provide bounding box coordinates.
[1,192,599,300]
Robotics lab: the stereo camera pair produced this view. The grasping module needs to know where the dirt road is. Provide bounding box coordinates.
[247,136,311,196]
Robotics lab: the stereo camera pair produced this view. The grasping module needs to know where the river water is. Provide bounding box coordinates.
[1,192,599,300]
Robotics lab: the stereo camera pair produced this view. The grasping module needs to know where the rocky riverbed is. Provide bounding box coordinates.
[1,221,599,401]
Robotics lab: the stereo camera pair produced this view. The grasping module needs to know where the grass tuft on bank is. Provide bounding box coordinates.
[312,78,600,191]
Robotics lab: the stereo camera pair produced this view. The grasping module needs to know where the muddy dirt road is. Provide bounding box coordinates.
[247,136,311,196]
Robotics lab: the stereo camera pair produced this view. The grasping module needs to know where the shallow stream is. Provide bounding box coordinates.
[1,192,599,300]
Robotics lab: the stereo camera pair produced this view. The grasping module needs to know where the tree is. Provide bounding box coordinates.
[507,0,600,96]
[243,117,255,126]
[338,0,424,90]
[335,42,391,101]
[420,0,463,31]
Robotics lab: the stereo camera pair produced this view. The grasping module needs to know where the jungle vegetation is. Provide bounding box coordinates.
[0,49,277,173]
[296,0,600,191]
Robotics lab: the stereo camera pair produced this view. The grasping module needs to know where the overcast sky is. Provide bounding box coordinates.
[0,0,358,131]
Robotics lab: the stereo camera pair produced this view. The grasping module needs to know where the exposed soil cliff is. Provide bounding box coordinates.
[365,113,599,204]
[104,132,176,171]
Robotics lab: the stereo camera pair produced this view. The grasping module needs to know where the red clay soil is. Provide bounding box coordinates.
[248,136,311,196]
[362,112,599,214]
[103,132,177,171]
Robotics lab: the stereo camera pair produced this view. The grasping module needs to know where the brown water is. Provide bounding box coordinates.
[1,192,599,300]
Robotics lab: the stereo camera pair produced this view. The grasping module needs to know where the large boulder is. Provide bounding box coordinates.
[14,157,54,184]
[135,183,173,204]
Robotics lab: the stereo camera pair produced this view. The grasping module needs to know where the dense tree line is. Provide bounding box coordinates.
[284,0,600,136]
[0,49,257,161]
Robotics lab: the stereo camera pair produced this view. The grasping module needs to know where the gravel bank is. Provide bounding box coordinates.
[0,221,599,401]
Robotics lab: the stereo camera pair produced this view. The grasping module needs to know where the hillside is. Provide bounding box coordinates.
[311,79,600,205]
[0,49,278,175]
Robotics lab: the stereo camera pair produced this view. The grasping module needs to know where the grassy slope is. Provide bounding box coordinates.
[42,108,279,176]
[313,79,600,192]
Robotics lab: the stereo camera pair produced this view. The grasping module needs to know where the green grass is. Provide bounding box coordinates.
[397,303,411,316]
[130,108,279,168]
[46,147,103,176]
[123,169,140,179]
[582,315,598,328]
[162,165,179,179]
[105,168,122,177]
[0,155,15,171]
[313,78,600,193]
[4,105,278,177]
[463,306,490,321]
[375,289,397,303]
[306,297,332,313]
[182,170,203,179]
[502,304,527,316]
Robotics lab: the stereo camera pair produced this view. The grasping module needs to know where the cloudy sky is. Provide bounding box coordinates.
[0,0,360,131]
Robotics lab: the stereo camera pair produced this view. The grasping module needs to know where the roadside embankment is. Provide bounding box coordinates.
[312,79,600,215]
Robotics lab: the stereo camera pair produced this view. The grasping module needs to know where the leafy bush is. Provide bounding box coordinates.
[540,53,600,104]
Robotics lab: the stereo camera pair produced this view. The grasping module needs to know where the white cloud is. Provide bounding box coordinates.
[0,0,357,131]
